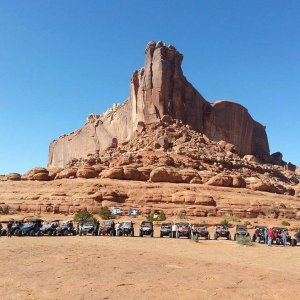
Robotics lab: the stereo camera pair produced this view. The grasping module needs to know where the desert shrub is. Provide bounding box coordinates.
[281,220,290,226]
[220,219,230,227]
[0,206,9,215]
[74,210,95,223]
[147,210,166,221]
[225,215,241,222]
[178,212,187,220]
[244,221,251,226]
[253,220,258,224]
[236,236,254,246]
[99,206,115,220]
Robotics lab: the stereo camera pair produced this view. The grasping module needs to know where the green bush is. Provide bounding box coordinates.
[99,206,115,220]
[236,236,254,246]
[244,221,251,226]
[225,215,241,222]
[74,210,95,223]
[147,210,166,222]
[281,220,290,226]
[220,219,230,227]
[178,212,187,220]
[0,206,9,215]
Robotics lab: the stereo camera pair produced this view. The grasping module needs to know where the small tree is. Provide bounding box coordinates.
[220,219,230,227]
[0,206,9,215]
[99,206,115,220]
[236,236,254,246]
[74,210,95,223]
[281,220,290,226]
[147,210,166,221]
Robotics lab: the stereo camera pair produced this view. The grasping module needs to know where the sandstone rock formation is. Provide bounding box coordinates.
[49,41,270,168]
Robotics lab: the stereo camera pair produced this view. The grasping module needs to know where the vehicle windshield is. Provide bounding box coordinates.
[24,222,34,226]
[104,221,112,226]
[162,223,171,227]
[84,222,94,226]
[142,222,152,227]
[122,222,132,226]
[179,223,189,227]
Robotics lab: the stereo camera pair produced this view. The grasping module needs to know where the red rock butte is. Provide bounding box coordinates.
[48,41,269,168]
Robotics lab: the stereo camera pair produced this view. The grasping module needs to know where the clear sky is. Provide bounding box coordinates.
[0,0,299,174]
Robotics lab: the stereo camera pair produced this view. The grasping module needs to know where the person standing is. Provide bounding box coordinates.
[267,228,274,246]
[7,221,12,238]
[264,228,268,244]
[115,222,120,236]
[281,230,287,246]
[172,223,177,238]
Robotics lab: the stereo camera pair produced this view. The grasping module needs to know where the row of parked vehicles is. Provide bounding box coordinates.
[1,219,299,246]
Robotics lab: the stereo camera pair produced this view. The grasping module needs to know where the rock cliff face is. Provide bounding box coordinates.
[48,41,269,168]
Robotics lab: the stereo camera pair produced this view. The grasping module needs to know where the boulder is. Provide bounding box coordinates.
[232,176,247,188]
[243,155,259,163]
[76,167,98,179]
[101,167,124,180]
[25,167,49,180]
[295,168,300,176]
[150,167,184,183]
[179,169,201,183]
[56,168,78,179]
[6,173,21,181]
[123,166,145,181]
[33,173,50,181]
[47,167,63,180]
[137,167,152,181]
[206,174,233,187]
[154,136,171,150]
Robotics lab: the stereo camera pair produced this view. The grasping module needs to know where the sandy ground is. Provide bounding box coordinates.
[0,234,299,300]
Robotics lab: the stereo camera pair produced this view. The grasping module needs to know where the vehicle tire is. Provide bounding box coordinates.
[208,234,211,240]
[2,230,7,236]
[49,231,53,236]
[291,239,297,247]
[64,230,69,236]
[151,232,154,238]
[53,231,57,236]
[131,231,134,237]
[234,234,236,241]
[139,231,143,237]
[252,234,256,242]
[18,230,22,237]
[160,232,163,238]
[195,233,199,240]
[110,230,113,236]
[214,234,217,240]
[169,233,172,238]
[73,231,77,236]
[228,234,232,240]
[30,230,35,236]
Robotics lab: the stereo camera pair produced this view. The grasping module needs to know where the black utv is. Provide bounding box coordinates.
[193,224,210,240]
[54,221,77,236]
[214,224,231,240]
[160,222,172,238]
[119,221,134,237]
[139,221,154,237]
[39,220,59,236]
[291,230,300,247]
[252,226,267,243]
[234,225,250,240]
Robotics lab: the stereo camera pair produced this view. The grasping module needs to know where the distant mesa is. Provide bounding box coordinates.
[48,41,269,168]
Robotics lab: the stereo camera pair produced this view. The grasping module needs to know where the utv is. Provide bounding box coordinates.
[252,225,267,243]
[139,221,154,237]
[39,220,59,236]
[291,230,300,247]
[234,225,250,241]
[10,220,23,236]
[54,221,77,236]
[193,224,210,240]
[18,219,43,236]
[272,227,291,245]
[160,222,172,238]
[119,221,134,237]
[177,222,191,239]
[99,220,116,236]
[81,221,99,236]
[214,224,231,240]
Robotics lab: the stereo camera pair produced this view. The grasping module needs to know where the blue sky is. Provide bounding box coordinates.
[0,0,299,174]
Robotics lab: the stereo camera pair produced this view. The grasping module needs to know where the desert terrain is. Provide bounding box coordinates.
[0,234,299,300]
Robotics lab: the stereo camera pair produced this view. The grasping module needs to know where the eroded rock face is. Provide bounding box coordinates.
[48,41,270,168]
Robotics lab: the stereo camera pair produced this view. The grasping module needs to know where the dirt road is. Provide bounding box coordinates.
[0,236,299,300]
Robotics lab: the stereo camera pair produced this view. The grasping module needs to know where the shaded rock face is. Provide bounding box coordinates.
[49,41,269,168]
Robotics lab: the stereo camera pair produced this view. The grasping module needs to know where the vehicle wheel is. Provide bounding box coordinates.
[151,232,154,238]
[53,231,57,236]
[18,230,22,237]
[64,230,69,236]
[160,232,163,238]
[252,234,256,242]
[30,230,35,236]
[214,234,217,240]
[195,233,199,240]
[169,233,172,238]
[110,231,113,236]
[2,230,7,236]
[73,231,77,236]
[131,231,134,237]
[139,231,143,237]
[49,231,53,236]
[228,234,231,240]
[291,239,297,247]
[208,234,210,240]
[234,234,236,241]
